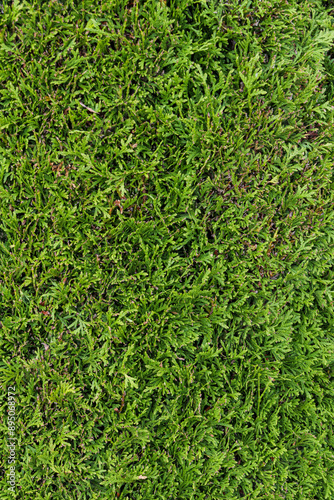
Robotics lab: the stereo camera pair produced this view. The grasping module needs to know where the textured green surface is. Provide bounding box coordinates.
[1,0,334,498]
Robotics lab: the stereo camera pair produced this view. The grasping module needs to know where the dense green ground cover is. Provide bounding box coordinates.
[1,0,334,498]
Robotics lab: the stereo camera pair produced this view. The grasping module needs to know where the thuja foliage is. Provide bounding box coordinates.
[0,0,334,498]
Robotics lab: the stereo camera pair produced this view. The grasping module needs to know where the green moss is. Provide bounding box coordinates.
[0,0,334,498]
